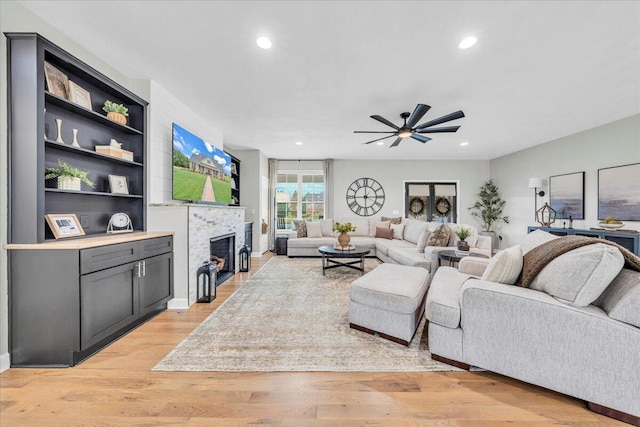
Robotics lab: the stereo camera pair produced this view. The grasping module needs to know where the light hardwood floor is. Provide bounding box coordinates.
[0,252,627,426]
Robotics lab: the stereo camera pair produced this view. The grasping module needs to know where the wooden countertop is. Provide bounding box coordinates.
[4,231,174,250]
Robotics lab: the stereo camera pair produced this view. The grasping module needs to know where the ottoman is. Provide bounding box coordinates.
[349,263,430,345]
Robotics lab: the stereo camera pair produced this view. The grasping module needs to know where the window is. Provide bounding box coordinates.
[405,182,457,223]
[276,171,325,230]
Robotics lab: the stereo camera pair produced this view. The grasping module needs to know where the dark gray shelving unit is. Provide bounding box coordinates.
[7,33,147,243]
[228,153,240,206]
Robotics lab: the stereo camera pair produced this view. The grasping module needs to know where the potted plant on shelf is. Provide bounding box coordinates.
[455,226,472,252]
[45,159,95,191]
[469,179,509,252]
[333,221,356,249]
[102,100,129,125]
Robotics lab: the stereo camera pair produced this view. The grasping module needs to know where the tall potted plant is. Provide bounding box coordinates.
[469,179,509,252]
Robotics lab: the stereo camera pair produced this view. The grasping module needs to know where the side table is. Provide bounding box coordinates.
[275,236,288,255]
[438,250,488,267]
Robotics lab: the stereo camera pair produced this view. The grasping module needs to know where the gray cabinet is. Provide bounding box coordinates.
[527,227,639,255]
[9,235,173,367]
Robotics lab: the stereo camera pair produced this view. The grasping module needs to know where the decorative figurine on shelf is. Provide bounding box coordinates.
[55,118,64,143]
[110,138,122,149]
[71,128,81,148]
[568,215,573,229]
[102,100,128,125]
[536,202,557,227]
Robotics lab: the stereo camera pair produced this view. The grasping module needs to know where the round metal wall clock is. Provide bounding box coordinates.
[346,177,385,216]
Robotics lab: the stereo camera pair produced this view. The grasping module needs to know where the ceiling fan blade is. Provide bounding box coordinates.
[406,104,431,128]
[354,131,397,134]
[416,125,461,134]
[370,115,400,130]
[410,133,431,143]
[389,137,403,148]
[362,134,396,145]
[414,110,465,130]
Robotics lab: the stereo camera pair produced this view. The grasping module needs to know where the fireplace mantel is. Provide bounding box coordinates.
[148,204,246,308]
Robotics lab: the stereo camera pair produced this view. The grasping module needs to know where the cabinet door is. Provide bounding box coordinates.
[80,262,139,350]
[139,252,174,316]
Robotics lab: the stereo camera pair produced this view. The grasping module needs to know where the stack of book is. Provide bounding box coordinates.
[455,249,470,256]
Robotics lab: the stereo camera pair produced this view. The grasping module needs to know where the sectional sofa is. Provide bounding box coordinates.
[285,217,492,281]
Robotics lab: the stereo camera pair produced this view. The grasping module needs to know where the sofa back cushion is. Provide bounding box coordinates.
[319,218,334,237]
[403,220,428,244]
[481,245,523,285]
[336,218,369,237]
[417,229,432,253]
[369,219,390,236]
[427,224,451,247]
[594,268,640,328]
[529,243,624,306]
[522,229,558,254]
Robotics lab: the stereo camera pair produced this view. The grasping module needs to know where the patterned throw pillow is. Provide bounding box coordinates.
[293,220,307,238]
[427,224,451,247]
[482,245,523,285]
[381,216,402,225]
[375,227,393,239]
[417,229,432,253]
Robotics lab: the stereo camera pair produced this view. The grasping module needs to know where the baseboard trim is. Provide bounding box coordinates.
[0,352,10,373]
[431,353,470,371]
[587,402,639,426]
[167,298,189,310]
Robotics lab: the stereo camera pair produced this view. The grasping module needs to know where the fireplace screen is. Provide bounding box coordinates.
[210,233,236,286]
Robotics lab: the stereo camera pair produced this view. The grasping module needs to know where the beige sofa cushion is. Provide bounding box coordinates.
[417,229,431,253]
[481,245,523,285]
[404,220,428,245]
[306,221,322,238]
[391,223,405,239]
[529,243,624,307]
[339,218,369,237]
[594,268,640,328]
[320,218,334,237]
[522,229,558,255]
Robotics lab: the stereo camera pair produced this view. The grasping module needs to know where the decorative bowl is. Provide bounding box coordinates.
[598,222,624,229]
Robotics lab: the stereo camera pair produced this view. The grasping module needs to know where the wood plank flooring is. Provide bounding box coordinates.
[0,253,627,426]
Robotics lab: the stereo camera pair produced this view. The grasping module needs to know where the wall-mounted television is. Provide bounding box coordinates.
[172,123,232,204]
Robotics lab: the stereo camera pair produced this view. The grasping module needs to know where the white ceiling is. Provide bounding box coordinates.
[18,1,640,160]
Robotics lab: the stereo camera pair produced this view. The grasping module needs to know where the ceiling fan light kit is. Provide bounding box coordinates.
[355,103,465,148]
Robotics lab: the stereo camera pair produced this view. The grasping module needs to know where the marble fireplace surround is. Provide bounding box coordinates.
[149,204,246,307]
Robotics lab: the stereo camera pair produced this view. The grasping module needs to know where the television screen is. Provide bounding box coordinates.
[172,123,232,204]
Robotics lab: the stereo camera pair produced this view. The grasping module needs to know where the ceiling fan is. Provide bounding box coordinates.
[354,104,465,147]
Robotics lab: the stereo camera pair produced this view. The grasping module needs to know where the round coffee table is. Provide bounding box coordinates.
[438,250,489,267]
[318,245,371,275]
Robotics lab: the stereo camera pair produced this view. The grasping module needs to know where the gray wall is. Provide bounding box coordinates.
[491,114,640,248]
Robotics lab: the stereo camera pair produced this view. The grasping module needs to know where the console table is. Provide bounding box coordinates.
[527,227,639,256]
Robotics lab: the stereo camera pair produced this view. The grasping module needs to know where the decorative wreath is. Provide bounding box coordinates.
[409,197,425,215]
[435,197,452,216]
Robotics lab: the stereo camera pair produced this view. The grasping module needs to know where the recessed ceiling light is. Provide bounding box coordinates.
[256,36,272,49]
[295,141,303,145]
[460,141,469,146]
[459,36,477,49]
[376,142,384,146]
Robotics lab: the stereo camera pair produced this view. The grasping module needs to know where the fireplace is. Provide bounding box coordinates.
[210,233,236,286]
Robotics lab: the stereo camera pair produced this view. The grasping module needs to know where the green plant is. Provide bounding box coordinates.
[102,100,129,116]
[455,226,472,241]
[45,159,95,188]
[333,222,356,234]
[469,179,509,232]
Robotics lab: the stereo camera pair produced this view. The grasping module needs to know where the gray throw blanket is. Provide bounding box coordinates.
[517,236,640,288]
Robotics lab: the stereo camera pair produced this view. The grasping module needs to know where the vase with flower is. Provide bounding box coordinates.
[333,222,356,249]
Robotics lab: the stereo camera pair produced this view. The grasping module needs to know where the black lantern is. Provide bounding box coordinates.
[239,245,251,272]
[196,261,216,303]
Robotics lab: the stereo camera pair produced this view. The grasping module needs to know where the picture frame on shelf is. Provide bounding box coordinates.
[108,175,129,194]
[230,162,237,175]
[68,81,92,109]
[44,61,69,98]
[549,171,584,219]
[45,213,85,239]
[598,163,640,221]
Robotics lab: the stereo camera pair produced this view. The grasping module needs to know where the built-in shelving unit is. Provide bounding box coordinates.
[229,153,241,206]
[7,32,147,243]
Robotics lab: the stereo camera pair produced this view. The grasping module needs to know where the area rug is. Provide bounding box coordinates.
[154,256,457,372]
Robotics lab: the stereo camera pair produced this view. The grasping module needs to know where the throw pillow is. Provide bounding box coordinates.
[481,245,523,285]
[594,269,640,328]
[427,224,451,247]
[390,223,405,240]
[375,227,394,239]
[319,218,334,237]
[306,221,322,238]
[293,220,307,238]
[417,229,432,253]
[382,216,402,225]
[521,230,558,255]
[369,220,390,236]
[376,220,390,229]
[529,243,624,307]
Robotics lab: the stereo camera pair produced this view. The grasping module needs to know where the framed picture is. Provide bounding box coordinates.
[549,171,584,219]
[68,81,92,109]
[44,62,69,98]
[108,174,129,194]
[598,163,640,221]
[45,214,85,239]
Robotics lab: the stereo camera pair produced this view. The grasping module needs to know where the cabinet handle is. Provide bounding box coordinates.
[142,260,146,277]
[136,262,141,277]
